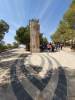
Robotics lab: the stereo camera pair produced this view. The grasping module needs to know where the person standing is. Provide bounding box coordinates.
[52,43,55,52]
[47,43,52,52]
[60,44,63,50]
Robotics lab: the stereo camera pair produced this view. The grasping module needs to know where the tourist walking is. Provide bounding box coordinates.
[47,43,52,52]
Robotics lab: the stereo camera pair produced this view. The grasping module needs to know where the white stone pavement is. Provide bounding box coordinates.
[25,51,75,70]
[24,50,75,100]
[0,48,75,100]
[49,51,75,69]
[1,48,75,70]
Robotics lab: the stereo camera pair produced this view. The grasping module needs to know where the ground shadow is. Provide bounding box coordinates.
[0,49,19,60]
[30,64,42,73]
[52,67,67,100]
[20,56,53,91]
[0,59,15,69]
[10,56,33,100]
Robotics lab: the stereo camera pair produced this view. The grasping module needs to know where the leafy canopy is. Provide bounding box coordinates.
[0,20,9,41]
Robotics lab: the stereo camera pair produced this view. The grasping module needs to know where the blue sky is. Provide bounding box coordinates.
[0,0,72,43]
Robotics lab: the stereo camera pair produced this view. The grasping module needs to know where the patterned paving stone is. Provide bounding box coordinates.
[0,49,75,100]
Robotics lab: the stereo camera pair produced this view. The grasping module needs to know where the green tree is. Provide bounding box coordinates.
[7,43,12,49]
[15,26,30,50]
[40,33,48,45]
[0,20,9,41]
[64,0,75,29]
[64,0,75,41]
[51,0,75,45]
[13,42,19,48]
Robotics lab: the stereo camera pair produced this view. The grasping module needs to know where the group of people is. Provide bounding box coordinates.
[40,42,63,52]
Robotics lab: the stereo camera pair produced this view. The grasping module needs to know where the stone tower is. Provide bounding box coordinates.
[29,19,40,53]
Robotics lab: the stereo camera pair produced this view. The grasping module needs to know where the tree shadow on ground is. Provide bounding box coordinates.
[10,57,33,100]
[20,64,53,91]
[0,50,19,59]
[53,67,67,100]
[0,53,70,100]
[0,60,16,69]
[0,54,32,100]
[29,64,42,73]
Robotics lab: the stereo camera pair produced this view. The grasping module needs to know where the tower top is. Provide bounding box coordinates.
[29,19,39,23]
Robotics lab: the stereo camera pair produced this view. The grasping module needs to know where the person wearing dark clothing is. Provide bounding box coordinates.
[47,43,52,52]
[52,44,55,52]
[60,44,63,50]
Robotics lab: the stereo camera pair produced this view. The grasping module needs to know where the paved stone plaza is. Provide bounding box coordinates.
[0,48,75,100]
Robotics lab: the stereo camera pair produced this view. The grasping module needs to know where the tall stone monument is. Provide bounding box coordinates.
[29,19,40,52]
